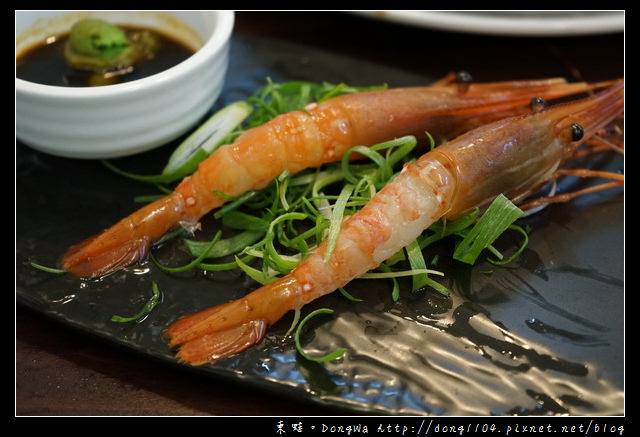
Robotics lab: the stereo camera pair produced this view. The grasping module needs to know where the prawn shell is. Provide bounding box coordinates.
[434,116,563,218]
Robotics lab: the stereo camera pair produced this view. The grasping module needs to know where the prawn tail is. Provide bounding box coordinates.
[61,233,150,279]
[166,301,268,365]
[61,192,186,279]
[174,319,267,365]
[166,276,304,365]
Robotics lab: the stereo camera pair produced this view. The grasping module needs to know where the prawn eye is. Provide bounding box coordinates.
[530,97,547,112]
[571,123,584,141]
[455,71,473,94]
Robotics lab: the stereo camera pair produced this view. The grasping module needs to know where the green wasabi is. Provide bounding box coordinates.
[63,18,159,82]
[68,19,130,61]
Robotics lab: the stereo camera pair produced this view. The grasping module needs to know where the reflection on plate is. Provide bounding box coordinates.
[357,11,624,36]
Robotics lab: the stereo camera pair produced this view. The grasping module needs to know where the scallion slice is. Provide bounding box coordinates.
[294,308,346,362]
[30,262,66,275]
[100,101,252,185]
[324,184,354,263]
[162,101,253,180]
[234,255,278,285]
[185,230,265,259]
[405,239,429,292]
[111,280,162,323]
[487,224,529,266]
[453,194,524,265]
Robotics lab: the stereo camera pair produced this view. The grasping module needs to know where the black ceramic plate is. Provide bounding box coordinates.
[16,34,624,416]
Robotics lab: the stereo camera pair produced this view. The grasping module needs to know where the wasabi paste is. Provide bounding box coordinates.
[64,18,159,75]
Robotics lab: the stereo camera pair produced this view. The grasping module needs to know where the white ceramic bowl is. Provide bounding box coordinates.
[16,11,234,159]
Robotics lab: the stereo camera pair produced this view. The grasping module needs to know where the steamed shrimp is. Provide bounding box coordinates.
[166,80,624,365]
[61,74,608,279]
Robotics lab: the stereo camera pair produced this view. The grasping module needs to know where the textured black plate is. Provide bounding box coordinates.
[16,34,624,416]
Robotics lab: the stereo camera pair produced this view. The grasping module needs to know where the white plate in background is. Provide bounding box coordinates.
[356,11,624,36]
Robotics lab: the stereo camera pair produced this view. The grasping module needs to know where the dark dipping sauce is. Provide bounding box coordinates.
[16,26,196,87]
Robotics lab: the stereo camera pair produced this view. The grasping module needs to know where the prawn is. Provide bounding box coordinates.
[166,80,624,365]
[61,74,610,279]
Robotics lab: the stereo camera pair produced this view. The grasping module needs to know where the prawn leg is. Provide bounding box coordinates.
[518,169,624,212]
[62,76,610,279]
[167,82,623,365]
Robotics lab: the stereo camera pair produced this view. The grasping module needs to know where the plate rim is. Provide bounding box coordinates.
[355,11,625,36]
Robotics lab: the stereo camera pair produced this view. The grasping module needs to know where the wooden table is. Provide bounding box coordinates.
[16,11,624,417]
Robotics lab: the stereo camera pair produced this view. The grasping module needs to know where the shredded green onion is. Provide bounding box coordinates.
[375,264,401,301]
[338,287,364,302]
[30,262,66,275]
[453,194,524,265]
[294,308,346,362]
[324,183,354,263]
[185,230,264,259]
[152,231,222,273]
[405,240,429,292]
[487,224,529,266]
[284,308,301,338]
[111,280,162,322]
[234,256,277,285]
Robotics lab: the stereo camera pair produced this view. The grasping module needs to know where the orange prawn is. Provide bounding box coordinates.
[166,81,624,365]
[62,74,610,279]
